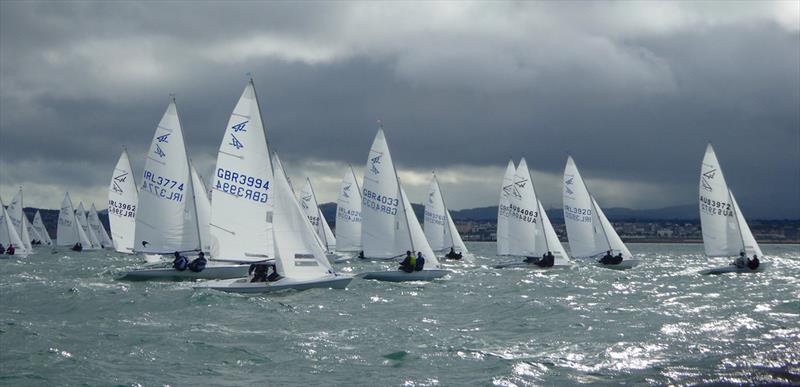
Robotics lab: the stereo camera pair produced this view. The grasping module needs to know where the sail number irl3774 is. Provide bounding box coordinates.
[141,170,185,202]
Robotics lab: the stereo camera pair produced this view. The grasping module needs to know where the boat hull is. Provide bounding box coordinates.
[120,264,250,281]
[493,262,570,269]
[359,269,450,282]
[196,275,353,293]
[700,262,770,275]
[595,259,641,270]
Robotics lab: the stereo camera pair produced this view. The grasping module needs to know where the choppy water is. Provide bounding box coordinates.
[1,243,798,386]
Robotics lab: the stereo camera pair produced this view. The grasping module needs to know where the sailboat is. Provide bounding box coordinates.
[299,178,337,255]
[108,149,138,253]
[497,160,515,256]
[562,156,639,270]
[359,127,449,282]
[26,216,44,245]
[75,202,102,249]
[698,144,767,274]
[57,192,92,250]
[494,158,570,269]
[0,195,30,257]
[424,172,469,259]
[32,211,53,246]
[197,153,352,293]
[122,98,248,280]
[7,188,33,252]
[88,204,113,248]
[333,165,362,258]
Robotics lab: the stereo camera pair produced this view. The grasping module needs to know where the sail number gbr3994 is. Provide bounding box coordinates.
[215,168,269,203]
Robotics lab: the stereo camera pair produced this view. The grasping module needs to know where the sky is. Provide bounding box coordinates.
[1,1,798,218]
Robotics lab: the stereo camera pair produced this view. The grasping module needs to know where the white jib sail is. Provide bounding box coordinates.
[361,128,405,259]
[33,211,53,245]
[88,203,113,248]
[76,202,101,249]
[563,156,604,258]
[271,153,335,280]
[699,144,744,257]
[729,190,763,258]
[190,162,212,254]
[210,81,274,262]
[445,211,468,254]
[335,165,362,252]
[424,174,448,251]
[108,149,138,253]
[0,195,28,256]
[399,186,440,268]
[537,199,570,265]
[7,189,32,251]
[57,193,80,246]
[135,99,201,254]
[299,178,336,251]
[508,158,540,257]
[497,160,515,256]
[591,197,632,259]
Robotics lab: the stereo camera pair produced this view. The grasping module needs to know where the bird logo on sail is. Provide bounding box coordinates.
[229,134,244,150]
[564,176,574,196]
[156,133,170,143]
[502,184,514,198]
[370,154,382,175]
[428,191,435,204]
[301,195,311,209]
[701,168,716,192]
[154,144,166,158]
[512,178,526,198]
[342,183,351,198]
[112,181,123,194]
[231,121,248,132]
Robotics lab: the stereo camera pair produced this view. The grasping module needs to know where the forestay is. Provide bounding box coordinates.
[271,154,334,280]
[108,149,138,253]
[210,81,274,262]
[33,211,53,245]
[698,144,748,257]
[334,166,362,252]
[361,129,404,259]
[299,178,336,251]
[190,163,212,254]
[134,99,201,254]
[497,160,515,256]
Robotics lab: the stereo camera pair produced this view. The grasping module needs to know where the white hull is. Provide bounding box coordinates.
[700,262,769,275]
[493,261,570,269]
[359,269,450,282]
[120,264,249,281]
[196,275,353,293]
[359,255,403,262]
[594,259,641,271]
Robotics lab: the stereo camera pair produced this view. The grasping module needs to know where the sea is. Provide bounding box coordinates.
[1,243,798,386]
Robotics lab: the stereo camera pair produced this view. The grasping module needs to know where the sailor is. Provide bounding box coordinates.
[71,242,82,252]
[188,252,207,272]
[172,251,188,271]
[414,252,425,271]
[733,251,747,268]
[537,251,555,268]
[358,251,365,259]
[747,254,760,270]
[250,264,268,282]
[0,243,4,254]
[266,264,281,282]
[599,250,614,264]
[445,247,462,260]
[6,244,15,255]
[611,252,624,264]
[399,251,416,273]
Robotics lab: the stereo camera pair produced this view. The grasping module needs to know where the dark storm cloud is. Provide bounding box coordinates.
[1,1,798,218]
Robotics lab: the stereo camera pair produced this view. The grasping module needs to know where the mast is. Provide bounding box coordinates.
[386,123,416,253]
[249,77,274,176]
[174,95,202,253]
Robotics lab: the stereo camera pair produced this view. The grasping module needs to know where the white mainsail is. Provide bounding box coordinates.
[33,211,53,245]
[0,195,29,256]
[699,144,762,258]
[76,202,101,249]
[425,173,468,253]
[271,153,335,280]
[190,162,212,254]
[209,81,274,262]
[361,128,405,259]
[508,158,540,257]
[497,160,515,256]
[88,203,113,248]
[57,193,91,247]
[334,165,362,252]
[7,189,33,251]
[299,178,336,251]
[134,99,201,254]
[108,149,138,253]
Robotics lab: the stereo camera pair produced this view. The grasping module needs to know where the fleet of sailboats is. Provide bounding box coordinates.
[7,81,773,291]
